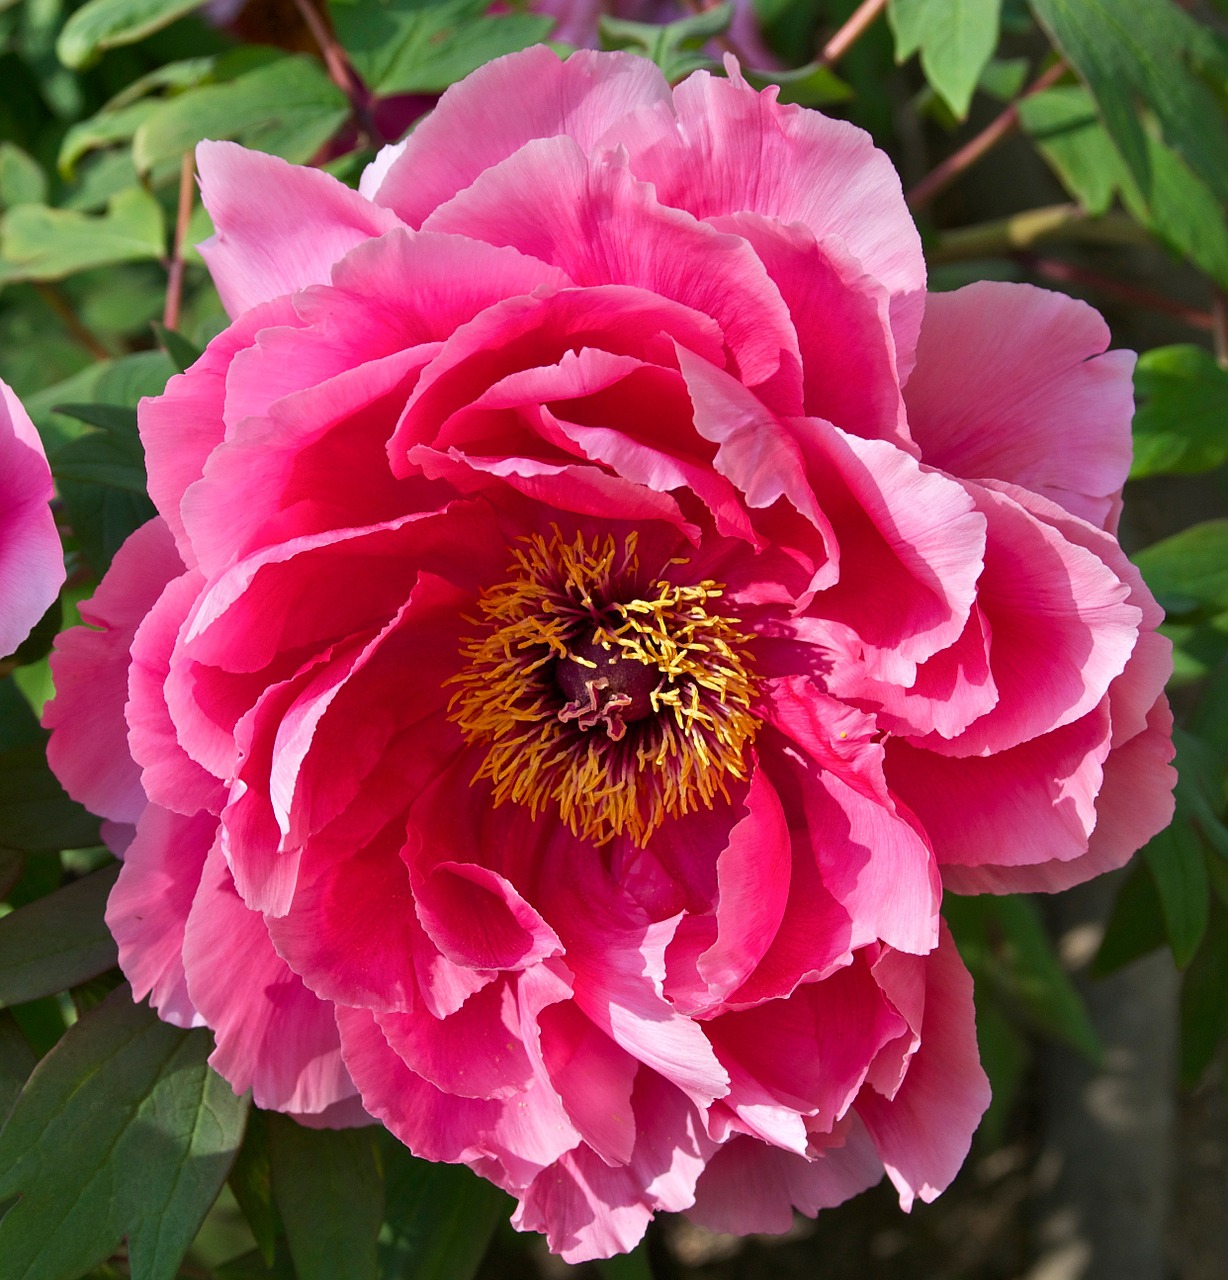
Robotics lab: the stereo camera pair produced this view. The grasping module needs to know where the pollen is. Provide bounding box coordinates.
[448,529,759,845]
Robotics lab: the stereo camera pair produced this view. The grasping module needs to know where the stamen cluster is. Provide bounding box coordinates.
[449,530,759,844]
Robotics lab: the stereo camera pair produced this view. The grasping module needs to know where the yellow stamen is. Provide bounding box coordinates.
[448,530,759,845]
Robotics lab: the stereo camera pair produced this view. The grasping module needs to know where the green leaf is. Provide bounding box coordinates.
[1131,345,1228,478]
[229,1109,280,1267]
[741,61,854,107]
[6,598,63,670]
[0,744,101,852]
[599,4,729,82]
[969,998,1029,1148]
[1134,519,1228,615]
[0,1010,36,1120]
[0,987,249,1280]
[335,0,555,98]
[133,55,349,174]
[58,100,160,179]
[1179,899,1228,1086]
[378,1135,509,1280]
[53,401,139,436]
[0,143,48,210]
[1093,858,1167,976]
[53,427,148,492]
[150,322,202,373]
[1018,86,1120,215]
[1028,0,1228,207]
[56,0,209,69]
[1142,822,1209,968]
[269,1117,384,1280]
[889,0,1002,118]
[0,186,165,283]
[0,864,120,1009]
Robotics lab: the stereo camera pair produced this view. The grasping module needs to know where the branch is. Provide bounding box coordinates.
[290,0,379,144]
[907,58,1068,211]
[162,150,195,333]
[819,0,887,67]
[928,203,1147,262]
[1022,255,1215,331]
[33,284,111,361]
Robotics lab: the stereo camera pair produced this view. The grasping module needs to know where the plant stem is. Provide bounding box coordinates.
[819,0,887,66]
[290,0,379,145]
[1212,289,1228,367]
[929,203,1149,262]
[33,283,111,361]
[162,150,195,333]
[1021,254,1215,331]
[907,58,1068,211]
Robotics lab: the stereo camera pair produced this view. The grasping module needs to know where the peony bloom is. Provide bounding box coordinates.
[1,380,64,659]
[45,48,1174,1260]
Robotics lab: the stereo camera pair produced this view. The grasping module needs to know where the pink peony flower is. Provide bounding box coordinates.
[1,379,63,659]
[45,48,1174,1261]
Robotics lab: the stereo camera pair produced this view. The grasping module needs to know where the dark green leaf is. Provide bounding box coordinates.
[1018,86,1119,215]
[0,187,165,283]
[889,0,1002,118]
[595,1248,655,1280]
[0,864,120,1008]
[1179,899,1228,1086]
[1131,345,1228,478]
[0,682,43,754]
[1133,519,1228,615]
[0,744,101,852]
[52,402,139,436]
[150,322,202,373]
[53,427,148,492]
[269,1117,383,1280]
[1142,822,1209,968]
[0,987,249,1280]
[0,1010,36,1120]
[379,1135,509,1280]
[57,0,210,69]
[1028,0,1228,206]
[969,998,1029,1149]
[1093,858,1167,976]
[133,56,349,174]
[6,598,63,669]
[0,849,24,900]
[229,1108,280,1266]
[741,61,853,107]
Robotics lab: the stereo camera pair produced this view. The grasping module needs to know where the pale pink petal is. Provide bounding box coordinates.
[0,381,63,657]
[45,519,182,824]
[363,47,671,226]
[904,283,1135,530]
[196,140,402,317]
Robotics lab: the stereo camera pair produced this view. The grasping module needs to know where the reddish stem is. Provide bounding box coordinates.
[1021,254,1214,331]
[163,151,195,333]
[819,0,887,67]
[34,284,110,361]
[289,0,379,144]
[907,58,1068,211]
[1212,290,1228,368]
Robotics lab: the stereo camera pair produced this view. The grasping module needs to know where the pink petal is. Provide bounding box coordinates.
[182,840,358,1115]
[0,381,63,658]
[362,47,671,226]
[903,282,1135,531]
[45,519,182,824]
[106,805,215,1027]
[856,925,990,1209]
[195,140,402,317]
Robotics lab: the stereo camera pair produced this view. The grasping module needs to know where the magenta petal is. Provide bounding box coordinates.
[182,841,358,1115]
[856,925,990,1209]
[106,805,215,1027]
[196,141,402,317]
[0,380,63,658]
[413,861,563,971]
[46,519,183,825]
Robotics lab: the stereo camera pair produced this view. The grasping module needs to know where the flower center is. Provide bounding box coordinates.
[448,530,759,845]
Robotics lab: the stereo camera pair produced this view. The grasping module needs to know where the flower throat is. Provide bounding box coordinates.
[448,530,759,845]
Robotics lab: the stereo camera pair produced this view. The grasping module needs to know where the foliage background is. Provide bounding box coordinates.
[1,1,1227,1277]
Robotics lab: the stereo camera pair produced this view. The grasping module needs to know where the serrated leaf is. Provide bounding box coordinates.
[0,864,119,1008]
[1131,345,1228,478]
[0,987,249,1280]
[0,186,164,283]
[56,0,209,69]
[889,0,1002,118]
[133,55,349,174]
[378,1135,508,1280]
[269,1117,383,1280]
[0,744,101,852]
[1134,519,1228,615]
[1028,0,1228,207]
